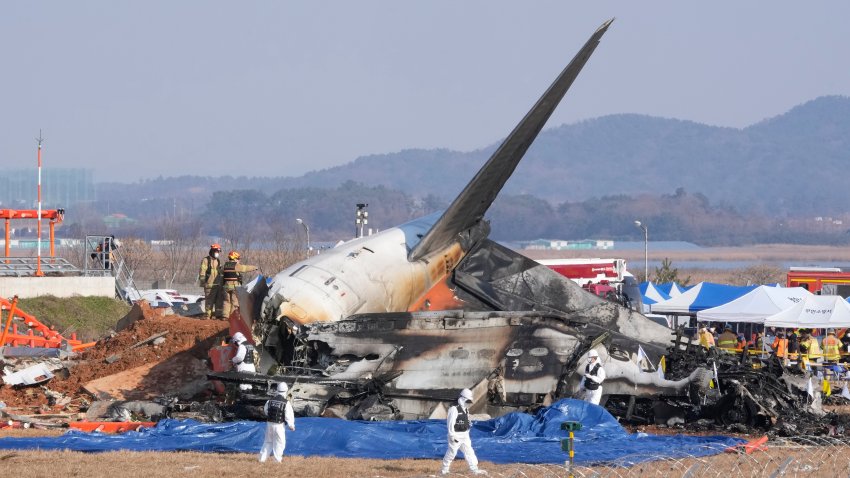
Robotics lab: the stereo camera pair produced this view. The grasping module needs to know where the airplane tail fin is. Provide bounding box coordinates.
[409,19,613,262]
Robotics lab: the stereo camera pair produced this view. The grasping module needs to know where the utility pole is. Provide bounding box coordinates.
[35,130,44,277]
[634,220,648,282]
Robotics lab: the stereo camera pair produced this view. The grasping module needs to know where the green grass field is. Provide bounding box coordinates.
[15,296,131,342]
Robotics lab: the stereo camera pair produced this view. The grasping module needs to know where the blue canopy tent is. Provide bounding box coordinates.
[650,282,759,315]
[639,282,671,314]
[657,282,688,297]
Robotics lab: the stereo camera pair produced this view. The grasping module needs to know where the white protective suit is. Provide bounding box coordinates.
[578,357,606,405]
[258,392,295,462]
[231,335,256,391]
[441,396,483,475]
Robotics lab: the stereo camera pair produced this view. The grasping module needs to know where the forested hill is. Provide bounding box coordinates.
[99,95,850,217]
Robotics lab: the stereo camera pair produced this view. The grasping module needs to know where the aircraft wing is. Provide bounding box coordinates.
[409,18,613,262]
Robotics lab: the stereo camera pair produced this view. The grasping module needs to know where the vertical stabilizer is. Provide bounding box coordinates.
[409,19,613,262]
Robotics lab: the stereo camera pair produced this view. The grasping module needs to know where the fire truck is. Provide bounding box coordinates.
[786,267,850,296]
[536,258,641,310]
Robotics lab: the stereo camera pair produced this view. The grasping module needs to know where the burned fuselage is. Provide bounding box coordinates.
[224,19,713,419]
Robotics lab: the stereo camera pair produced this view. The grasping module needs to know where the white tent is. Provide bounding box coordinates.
[696,286,812,324]
[764,295,850,328]
[651,282,757,315]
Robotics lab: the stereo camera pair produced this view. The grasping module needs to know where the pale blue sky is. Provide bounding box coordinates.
[2,1,848,181]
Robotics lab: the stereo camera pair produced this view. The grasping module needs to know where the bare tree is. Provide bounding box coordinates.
[730,265,784,286]
[257,216,302,277]
[155,214,203,288]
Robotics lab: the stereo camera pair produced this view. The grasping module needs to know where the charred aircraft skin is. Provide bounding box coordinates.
[231,19,714,419]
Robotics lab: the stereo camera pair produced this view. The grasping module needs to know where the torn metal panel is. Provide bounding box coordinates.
[2,363,55,386]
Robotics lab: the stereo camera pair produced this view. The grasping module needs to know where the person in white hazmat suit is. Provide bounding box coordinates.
[231,332,256,391]
[258,381,295,463]
[578,349,606,405]
[440,388,487,475]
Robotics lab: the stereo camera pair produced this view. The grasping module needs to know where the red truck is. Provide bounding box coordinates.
[786,267,850,295]
[536,258,640,309]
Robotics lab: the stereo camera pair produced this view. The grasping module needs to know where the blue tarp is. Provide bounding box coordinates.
[0,399,742,465]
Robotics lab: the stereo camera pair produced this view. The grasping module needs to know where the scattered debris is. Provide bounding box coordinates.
[68,421,156,433]
[104,331,169,364]
[2,363,55,386]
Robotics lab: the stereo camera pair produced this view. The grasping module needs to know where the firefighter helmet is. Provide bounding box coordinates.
[210,243,221,251]
[228,251,240,260]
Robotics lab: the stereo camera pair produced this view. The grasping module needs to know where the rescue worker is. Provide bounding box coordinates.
[486,365,506,405]
[787,329,800,362]
[221,251,259,319]
[91,235,119,270]
[736,334,747,352]
[772,332,788,362]
[823,329,841,363]
[840,329,850,363]
[717,325,738,354]
[698,326,715,350]
[258,382,295,463]
[799,330,822,369]
[231,332,256,391]
[441,388,486,475]
[578,349,606,405]
[198,243,223,319]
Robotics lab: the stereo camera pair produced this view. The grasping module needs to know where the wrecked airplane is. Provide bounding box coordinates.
[211,19,715,421]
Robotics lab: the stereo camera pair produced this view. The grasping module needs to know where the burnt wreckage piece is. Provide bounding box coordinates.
[608,331,845,436]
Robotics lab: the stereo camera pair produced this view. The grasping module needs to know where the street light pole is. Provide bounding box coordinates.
[296,218,311,255]
[634,220,648,282]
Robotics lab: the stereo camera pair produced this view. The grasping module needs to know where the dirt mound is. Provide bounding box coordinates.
[0,302,229,409]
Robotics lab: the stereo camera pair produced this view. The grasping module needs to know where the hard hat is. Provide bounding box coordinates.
[459,388,473,402]
[588,349,599,359]
[724,324,733,331]
[276,382,288,393]
[828,328,836,334]
[228,251,240,260]
[210,243,221,250]
[232,332,246,344]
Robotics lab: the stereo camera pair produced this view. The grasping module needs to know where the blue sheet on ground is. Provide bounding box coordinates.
[0,399,743,464]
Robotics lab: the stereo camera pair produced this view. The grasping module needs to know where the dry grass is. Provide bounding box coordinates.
[0,450,537,478]
[0,445,847,477]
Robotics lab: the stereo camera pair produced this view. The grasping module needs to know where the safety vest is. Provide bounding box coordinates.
[222,261,242,285]
[266,396,289,423]
[453,405,470,432]
[717,332,737,351]
[772,337,787,358]
[823,335,841,362]
[699,331,715,349]
[235,344,255,365]
[200,256,220,286]
[584,363,602,390]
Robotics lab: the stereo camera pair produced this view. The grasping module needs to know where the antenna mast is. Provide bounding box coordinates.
[35,130,44,277]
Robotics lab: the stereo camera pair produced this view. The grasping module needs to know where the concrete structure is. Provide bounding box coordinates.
[0,276,115,299]
[525,239,614,251]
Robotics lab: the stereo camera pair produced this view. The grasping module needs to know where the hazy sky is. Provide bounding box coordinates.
[2,2,849,182]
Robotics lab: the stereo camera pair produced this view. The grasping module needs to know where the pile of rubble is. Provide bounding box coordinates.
[1,302,228,428]
[608,332,850,437]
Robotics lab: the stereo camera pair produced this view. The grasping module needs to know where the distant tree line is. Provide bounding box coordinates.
[68,182,850,248]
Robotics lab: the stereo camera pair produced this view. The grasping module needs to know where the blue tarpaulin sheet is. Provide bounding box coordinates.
[0,399,743,465]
